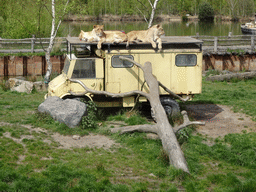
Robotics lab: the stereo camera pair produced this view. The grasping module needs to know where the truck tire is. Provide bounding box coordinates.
[160,96,180,117]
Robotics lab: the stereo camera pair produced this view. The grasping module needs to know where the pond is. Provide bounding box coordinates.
[61,20,244,37]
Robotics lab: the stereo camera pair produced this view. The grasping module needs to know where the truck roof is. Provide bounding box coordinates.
[66,36,203,55]
[66,36,203,45]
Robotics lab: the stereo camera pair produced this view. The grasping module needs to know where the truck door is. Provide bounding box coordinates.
[170,53,202,94]
[105,55,139,93]
[70,58,104,93]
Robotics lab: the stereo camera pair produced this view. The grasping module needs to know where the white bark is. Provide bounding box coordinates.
[148,0,159,28]
[136,0,160,28]
[44,0,69,83]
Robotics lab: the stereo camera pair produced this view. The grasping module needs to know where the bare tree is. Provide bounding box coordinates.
[227,0,238,18]
[137,0,160,28]
[69,57,204,173]
[44,0,69,84]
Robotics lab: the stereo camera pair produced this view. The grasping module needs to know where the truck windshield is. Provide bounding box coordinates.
[71,59,96,79]
[63,59,70,75]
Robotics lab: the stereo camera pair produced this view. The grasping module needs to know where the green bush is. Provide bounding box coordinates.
[198,2,214,21]
[81,101,98,129]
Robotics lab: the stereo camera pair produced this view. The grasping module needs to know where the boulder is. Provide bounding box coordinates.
[33,81,47,92]
[6,78,47,93]
[38,96,87,128]
[6,78,34,93]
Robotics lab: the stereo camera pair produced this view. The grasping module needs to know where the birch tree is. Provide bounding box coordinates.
[44,0,69,84]
[137,0,160,28]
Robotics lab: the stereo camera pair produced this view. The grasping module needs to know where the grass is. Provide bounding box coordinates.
[192,77,256,120]
[0,77,256,191]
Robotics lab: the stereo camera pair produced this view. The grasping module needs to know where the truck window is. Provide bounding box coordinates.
[63,59,70,75]
[175,54,197,67]
[111,55,134,68]
[72,59,95,79]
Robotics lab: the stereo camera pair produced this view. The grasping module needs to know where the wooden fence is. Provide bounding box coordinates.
[1,34,256,54]
[2,34,256,77]
[0,36,66,54]
[191,33,256,54]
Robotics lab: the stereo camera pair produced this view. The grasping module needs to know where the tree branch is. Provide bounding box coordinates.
[69,79,150,99]
[53,0,70,38]
[120,56,189,102]
[110,110,205,138]
[147,0,153,8]
[136,6,148,24]
[111,124,158,134]
[158,81,190,102]
[173,111,205,133]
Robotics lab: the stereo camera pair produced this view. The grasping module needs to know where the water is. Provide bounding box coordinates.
[61,20,244,37]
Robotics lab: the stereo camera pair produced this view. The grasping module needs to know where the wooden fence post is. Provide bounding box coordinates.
[4,56,9,77]
[251,36,255,53]
[31,35,35,53]
[214,37,218,52]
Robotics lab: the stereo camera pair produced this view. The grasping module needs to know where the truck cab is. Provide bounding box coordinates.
[45,36,203,116]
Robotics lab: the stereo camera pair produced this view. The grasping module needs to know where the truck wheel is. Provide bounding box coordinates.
[160,97,180,117]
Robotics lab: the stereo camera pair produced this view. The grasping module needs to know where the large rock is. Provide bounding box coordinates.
[6,78,34,93]
[38,96,87,128]
[33,81,47,92]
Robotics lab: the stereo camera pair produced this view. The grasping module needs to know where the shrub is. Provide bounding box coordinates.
[81,101,98,129]
[198,2,214,21]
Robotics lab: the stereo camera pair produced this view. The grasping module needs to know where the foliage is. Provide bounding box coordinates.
[81,101,98,129]
[198,2,215,21]
[205,68,220,77]
[0,0,67,39]
[227,48,246,55]
[0,80,8,92]
[0,0,254,39]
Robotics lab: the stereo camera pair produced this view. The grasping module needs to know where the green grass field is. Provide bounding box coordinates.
[0,78,256,191]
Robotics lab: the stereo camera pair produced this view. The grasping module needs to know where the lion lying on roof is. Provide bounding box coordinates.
[79,25,128,49]
[126,24,165,50]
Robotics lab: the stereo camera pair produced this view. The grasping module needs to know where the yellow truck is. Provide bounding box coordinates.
[45,36,203,116]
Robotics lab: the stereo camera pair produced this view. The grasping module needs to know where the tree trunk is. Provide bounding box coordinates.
[148,0,159,28]
[44,0,69,84]
[205,71,256,82]
[137,61,190,172]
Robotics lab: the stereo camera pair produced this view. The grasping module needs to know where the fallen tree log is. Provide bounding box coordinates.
[69,57,205,173]
[205,71,256,82]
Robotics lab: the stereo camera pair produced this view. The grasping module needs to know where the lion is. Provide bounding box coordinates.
[92,25,128,49]
[78,28,99,42]
[126,24,165,50]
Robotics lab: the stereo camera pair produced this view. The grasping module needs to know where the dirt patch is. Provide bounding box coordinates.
[0,122,119,150]
[185,104,256,138]
[2,105,256,150]
[52,132,119,150]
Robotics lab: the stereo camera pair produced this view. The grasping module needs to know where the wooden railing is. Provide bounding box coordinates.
[0,34,256,54]
[191,33,256,54]
[0,36,66,54]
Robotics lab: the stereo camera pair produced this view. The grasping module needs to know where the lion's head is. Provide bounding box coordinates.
[78,30,85,41]
[93,25,104,37]
[153,24,165,36]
